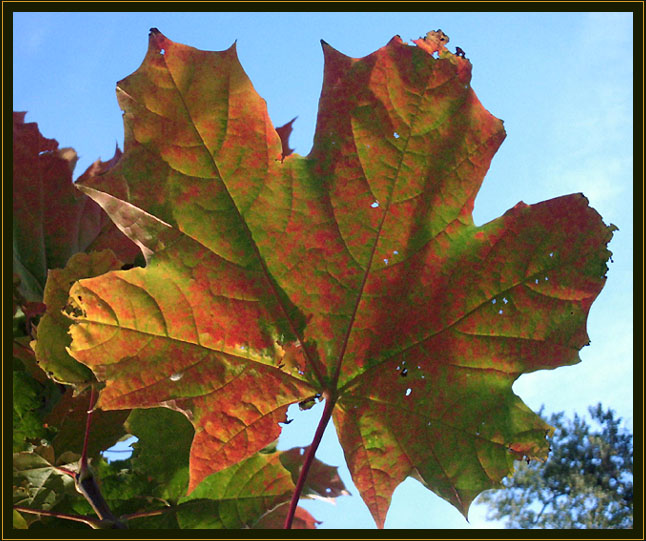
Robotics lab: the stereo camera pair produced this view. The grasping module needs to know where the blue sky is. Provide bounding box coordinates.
[13,11,633,530]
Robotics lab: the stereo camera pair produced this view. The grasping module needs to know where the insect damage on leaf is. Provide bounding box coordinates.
[65,28,614,528]
[413,29,450,56]
[298,393,322,411]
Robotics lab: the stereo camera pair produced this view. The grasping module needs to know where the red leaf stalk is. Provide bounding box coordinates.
[284,390,336,529]
[80,385,96,473]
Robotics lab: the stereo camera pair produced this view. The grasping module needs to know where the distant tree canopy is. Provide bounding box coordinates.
[477,403,633,529]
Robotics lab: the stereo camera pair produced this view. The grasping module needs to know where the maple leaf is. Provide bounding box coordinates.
[176,446,339,528]
[125,407,343,528]
[13,445,77,517]
[12,113,140,304]
[66,29,614,527]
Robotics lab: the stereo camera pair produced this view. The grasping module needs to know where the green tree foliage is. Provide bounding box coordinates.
[477,404,633,529]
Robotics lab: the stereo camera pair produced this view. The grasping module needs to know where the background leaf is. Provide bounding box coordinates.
[33,250,125,385]
[12,113,139,304]
[13,446,77,513]
[44,388,130,463]
[126,407,193,502]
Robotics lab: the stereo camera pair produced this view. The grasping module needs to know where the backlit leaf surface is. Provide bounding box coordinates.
[68,30,614,526]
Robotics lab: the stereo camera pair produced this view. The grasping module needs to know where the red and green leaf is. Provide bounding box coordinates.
[65,29,614,527]
[176,444,339,529]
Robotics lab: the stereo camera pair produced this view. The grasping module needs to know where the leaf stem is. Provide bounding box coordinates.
[80,385,96,473]
[14,506,105,528]
[283,390,336,529]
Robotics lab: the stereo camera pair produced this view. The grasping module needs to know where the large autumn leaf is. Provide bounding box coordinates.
[65,29,614,527]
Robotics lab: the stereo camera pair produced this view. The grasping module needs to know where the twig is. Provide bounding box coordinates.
[13,506,108,529]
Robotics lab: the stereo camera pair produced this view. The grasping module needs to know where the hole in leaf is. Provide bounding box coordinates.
[299,447,305,455]
[371,201,380,208]
[160,48,165,55]
[498,309,503,315]
[383,258,389,265]
[170,372,183,382]
[544,276,549,281]
[405,388,412,397]
[535,279,539,284]
[393,132,400,138]
[503,297,508,304]
[492,299,496,304]
[393,250,399,255]
[400,368,408,377]
[325,487,332,493]
[549,252,554,257]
